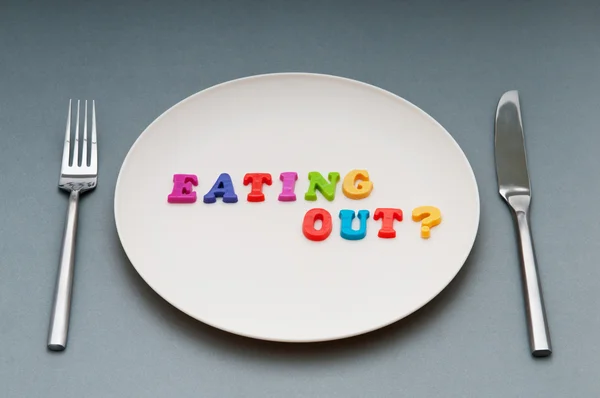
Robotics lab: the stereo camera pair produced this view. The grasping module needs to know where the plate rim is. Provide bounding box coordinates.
[113,72,481,342]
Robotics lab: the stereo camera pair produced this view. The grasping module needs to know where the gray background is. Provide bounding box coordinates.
[1,0,599,396]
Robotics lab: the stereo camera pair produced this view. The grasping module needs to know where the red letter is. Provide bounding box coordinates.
[167,174,198,203]
[243,173,272,202]
[373,208,403,238]
[302,208,332,241]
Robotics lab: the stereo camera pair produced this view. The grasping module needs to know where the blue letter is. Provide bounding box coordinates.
[339,209,370,240]
[203,173,238,203]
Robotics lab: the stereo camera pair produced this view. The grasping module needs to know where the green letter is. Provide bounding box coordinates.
[304,171,340,201]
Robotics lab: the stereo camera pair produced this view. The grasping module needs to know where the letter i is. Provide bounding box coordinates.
[278,172,298,202]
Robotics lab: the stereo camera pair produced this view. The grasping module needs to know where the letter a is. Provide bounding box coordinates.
[203,173,238,204]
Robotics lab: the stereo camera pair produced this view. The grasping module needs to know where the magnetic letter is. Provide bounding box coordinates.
[243,173,272,202]
[302,208,333,241]
[412,206,442,239]
[339,209,370,240]
[167,174,198,204]
[373,208,403,238]
[342,169,373,200]
[304,171,340,201]
[203,173,238,204]
[278,172,298,202]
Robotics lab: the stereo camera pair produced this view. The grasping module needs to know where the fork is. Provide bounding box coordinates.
[47,100,98,351]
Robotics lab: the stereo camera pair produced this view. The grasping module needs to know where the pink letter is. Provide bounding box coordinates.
[167,174,198,203]
[278,172,298,202]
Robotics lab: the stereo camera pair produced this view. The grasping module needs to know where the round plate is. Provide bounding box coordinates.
[114,73,479,342]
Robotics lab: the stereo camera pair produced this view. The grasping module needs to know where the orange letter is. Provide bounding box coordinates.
[342,169,373,200]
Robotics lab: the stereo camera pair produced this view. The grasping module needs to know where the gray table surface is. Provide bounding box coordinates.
[2,0,599,396]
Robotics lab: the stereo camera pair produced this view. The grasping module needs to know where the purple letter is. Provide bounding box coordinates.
[167,174,198,203]
[278,172,298,202]
[203,173,238,204]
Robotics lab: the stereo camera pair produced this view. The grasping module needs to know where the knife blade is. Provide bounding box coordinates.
[495,90,530,198]
[494,90,552,357]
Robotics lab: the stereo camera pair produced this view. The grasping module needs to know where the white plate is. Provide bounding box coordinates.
[114,73,480,342]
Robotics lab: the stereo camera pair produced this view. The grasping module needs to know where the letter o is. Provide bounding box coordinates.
[302,208,333,241]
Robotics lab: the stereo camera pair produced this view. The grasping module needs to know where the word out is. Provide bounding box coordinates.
[302,206,442,242]
[166,169,442,240]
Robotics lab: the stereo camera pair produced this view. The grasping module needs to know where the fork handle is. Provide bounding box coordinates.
[510,198,551,357]
[48,190,80,351]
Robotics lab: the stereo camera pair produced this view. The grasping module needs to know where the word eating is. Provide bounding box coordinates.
[166,169,442,241]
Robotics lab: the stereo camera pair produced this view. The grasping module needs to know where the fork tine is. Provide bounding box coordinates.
[82,100,88,166]
[73,100,80,167]
[61,100,72,168]
[90,100,97,172]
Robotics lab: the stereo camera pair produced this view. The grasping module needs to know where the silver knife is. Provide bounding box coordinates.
[494,90,552,357]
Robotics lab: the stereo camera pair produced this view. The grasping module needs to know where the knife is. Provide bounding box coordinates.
[494,90,552,357]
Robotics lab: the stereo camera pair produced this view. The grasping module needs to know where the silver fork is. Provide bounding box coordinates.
[47,100,98,351]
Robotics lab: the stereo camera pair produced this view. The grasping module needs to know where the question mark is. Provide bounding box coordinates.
[412,206,442,239]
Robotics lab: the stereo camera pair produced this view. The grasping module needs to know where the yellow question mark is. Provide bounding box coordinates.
[412,206,442,239]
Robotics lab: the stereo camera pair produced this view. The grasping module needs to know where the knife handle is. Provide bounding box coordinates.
[509,195,552,357]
